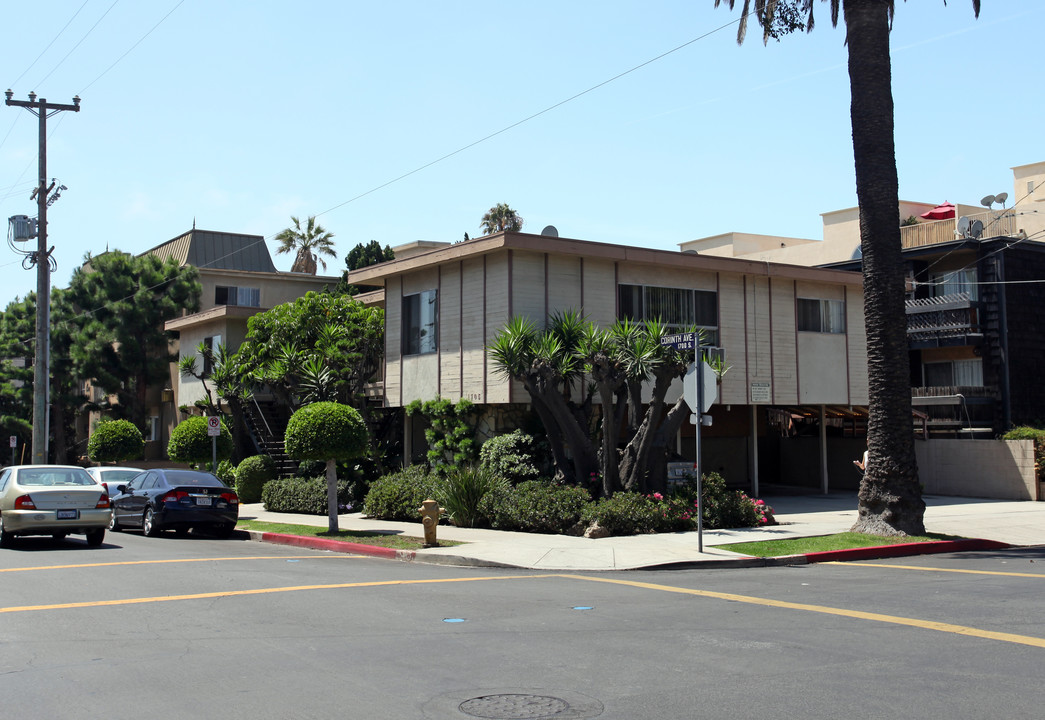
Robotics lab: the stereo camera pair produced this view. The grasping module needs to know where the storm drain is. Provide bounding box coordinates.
[423,688,603,719]
[459,693,569,718]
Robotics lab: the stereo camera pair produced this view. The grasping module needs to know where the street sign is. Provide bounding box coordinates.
[9,435,16,449]
[683,361,719,413]
[207,416,221,437]
[660,332,697,350]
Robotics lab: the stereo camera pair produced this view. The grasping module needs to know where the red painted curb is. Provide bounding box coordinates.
[802,538,1010,563]
[258,532,416,562]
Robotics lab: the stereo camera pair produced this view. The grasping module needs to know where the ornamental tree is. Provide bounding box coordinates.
[284,402,369,532]
[87,419,145,464]
[168,416,233,468]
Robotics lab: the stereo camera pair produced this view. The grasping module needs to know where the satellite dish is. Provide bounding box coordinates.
[995,192,1008,206]
[980,194,996,208]
[969,219,984,239]
[956,216,971,237]
[541,225,559,238]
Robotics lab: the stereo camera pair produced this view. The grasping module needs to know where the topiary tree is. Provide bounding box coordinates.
[236,454,277,503]
[284,402,368,532]
[87,419,145,464]
[168,416,233,468]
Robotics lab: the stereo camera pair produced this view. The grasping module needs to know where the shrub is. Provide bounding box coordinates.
[583,491,689,536]
[479,480,590,534]
[262,476,353,515]
[436,465,507,528]
[670,472,765,530]
[216,459,237,486]
[362,465,439,521]
[236,454,277,503]
[168,416,233,465]
[87,419,144,463]
[479,430,543,484]
[284,402,368,462]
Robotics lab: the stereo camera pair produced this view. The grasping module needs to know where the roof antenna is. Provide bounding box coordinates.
[193,217,196,229]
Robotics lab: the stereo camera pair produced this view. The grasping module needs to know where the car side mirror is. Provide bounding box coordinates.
[116,485,127,493]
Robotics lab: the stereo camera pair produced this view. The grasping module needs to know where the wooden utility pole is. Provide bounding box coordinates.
[4,90,80,464]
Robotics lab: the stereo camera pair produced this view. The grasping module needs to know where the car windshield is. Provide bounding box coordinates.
[164,471,227,488]
[99,470,141,483]
[18,469,96,486]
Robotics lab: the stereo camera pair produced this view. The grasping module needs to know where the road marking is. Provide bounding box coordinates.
[0,555,362,573]
[0,574,555,614]
[823,561,1045,579]
[559,574,1045,649]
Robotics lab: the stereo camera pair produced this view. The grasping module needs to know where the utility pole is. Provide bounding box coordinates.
[4,90,80,465]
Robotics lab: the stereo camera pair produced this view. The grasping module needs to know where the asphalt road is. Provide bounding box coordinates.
[2,530,1043,720]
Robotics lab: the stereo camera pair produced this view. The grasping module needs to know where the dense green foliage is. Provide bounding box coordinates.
[340,240,394,295]
[284,402,368,461]
[479,481,591,534]
[404,396,477,470]
[68,251,201,427]
[437,465,507,528]
[479,203,524,234]
[362,465,439,522]
[261,476,352,515]
[479,430,543,484]
[236,454,277,503]
[582,491,691,535]
[216,459,237,486]
[167,416,233,464]
[86,419,145,463]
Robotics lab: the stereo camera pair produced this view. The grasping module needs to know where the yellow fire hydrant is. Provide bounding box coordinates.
[419,498,445,548]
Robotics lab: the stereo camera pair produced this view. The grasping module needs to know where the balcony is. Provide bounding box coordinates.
[900,210,1017,249]
[911,386,997,436]
[905,293,981,347]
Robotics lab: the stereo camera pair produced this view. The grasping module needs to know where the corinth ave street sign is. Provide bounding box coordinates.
[660,332,697,350]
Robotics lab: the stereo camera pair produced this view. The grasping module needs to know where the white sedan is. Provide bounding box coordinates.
[0,465,111,547]
[86,466,144,497]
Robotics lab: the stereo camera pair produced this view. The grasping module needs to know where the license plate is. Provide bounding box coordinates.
[194,496,212,506]
[57,509,78,520]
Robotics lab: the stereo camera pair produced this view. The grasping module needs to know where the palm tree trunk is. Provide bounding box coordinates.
[844,0,925,536]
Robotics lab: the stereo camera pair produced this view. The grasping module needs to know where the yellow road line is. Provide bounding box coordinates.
[0,574,554,614]
[559,574,1045,649]
[0,555,362,573]
[823,561,1045,579]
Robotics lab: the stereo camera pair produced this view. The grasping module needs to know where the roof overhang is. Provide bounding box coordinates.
[165,304,265,332]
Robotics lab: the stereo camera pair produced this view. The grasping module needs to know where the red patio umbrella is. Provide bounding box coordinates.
[919,202,955,220]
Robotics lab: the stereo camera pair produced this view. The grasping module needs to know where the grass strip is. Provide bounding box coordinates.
[713,532,965,558]
[237,519,463,550]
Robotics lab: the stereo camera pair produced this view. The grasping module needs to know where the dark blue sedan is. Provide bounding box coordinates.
[109,469,239,538]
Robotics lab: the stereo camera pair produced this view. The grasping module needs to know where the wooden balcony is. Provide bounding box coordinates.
[911,385,997,436]
[900,210,1017,249]
[905,293,981,346]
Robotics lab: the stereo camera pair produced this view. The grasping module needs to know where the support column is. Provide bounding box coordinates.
[750,405,759,498]
[819,405,829,494]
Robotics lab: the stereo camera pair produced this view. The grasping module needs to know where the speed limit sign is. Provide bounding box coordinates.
[207,416,221,437]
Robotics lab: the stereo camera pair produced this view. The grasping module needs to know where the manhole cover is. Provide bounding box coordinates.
[459,693,569,719]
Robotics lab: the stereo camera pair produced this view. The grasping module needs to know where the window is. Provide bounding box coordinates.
[402,289,437,355]
[618,284,719,346]
[215,286,260,307]
[148,416,160,442]
[924,359,982,387]
[930,269,977,301]
[202,335,222,376]
[797,298,846,333]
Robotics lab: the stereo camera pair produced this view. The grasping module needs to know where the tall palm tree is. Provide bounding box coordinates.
[275,216,337,274]
[479,203,524,235]
[719,0,979,536]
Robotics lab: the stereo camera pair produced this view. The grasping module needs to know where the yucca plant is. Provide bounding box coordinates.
[437,465,507,528]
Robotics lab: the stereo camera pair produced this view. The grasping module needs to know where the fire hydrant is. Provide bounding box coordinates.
[419,499,445,548]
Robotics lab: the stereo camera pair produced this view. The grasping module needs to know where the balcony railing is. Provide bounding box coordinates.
[900,210,1017,249]
[911,386,997,433]
[905,293,980,343]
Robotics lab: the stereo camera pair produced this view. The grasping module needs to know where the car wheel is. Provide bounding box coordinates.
[142,507,162,537]
[109,512,121,532]
[85,528,105,547]
[0,517,14,548]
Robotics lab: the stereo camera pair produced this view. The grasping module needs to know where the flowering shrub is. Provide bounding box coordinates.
[479,480,590,533]
[668,472,774,530]
[749,496,776,525]
[583,492,693,535]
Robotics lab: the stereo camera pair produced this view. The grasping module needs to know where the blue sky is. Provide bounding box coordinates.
[1,1,1041,309]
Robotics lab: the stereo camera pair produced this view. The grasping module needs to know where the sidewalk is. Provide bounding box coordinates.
[236,493,1045,571]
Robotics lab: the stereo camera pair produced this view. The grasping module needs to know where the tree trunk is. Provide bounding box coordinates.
[647,397,690,495]
[528,394,573,484]
[325,458,339,533]
[844,0,925,536]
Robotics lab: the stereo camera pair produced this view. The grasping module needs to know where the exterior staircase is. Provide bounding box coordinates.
[242,398,297,476]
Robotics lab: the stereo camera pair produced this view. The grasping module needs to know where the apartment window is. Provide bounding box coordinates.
[202,335,221,376]
[402,289,437,355]
[797,298,846,333]
[924,359,983,387]
[215,286,260,307]
[930,269,977,301]
[148,416,160,442]
[618,284,719,346]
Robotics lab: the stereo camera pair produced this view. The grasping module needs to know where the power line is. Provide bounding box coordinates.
[35,1,120,90]
[8,0,91,90]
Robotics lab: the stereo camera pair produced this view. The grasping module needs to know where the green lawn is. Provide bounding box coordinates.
[237,519,463,550]
[713,532,965,558]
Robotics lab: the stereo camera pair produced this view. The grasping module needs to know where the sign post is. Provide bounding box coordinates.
[9,435,16,467]
[207,416,220,471]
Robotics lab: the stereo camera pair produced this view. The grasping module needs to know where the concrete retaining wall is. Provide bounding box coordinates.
[916,439,1038,501]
